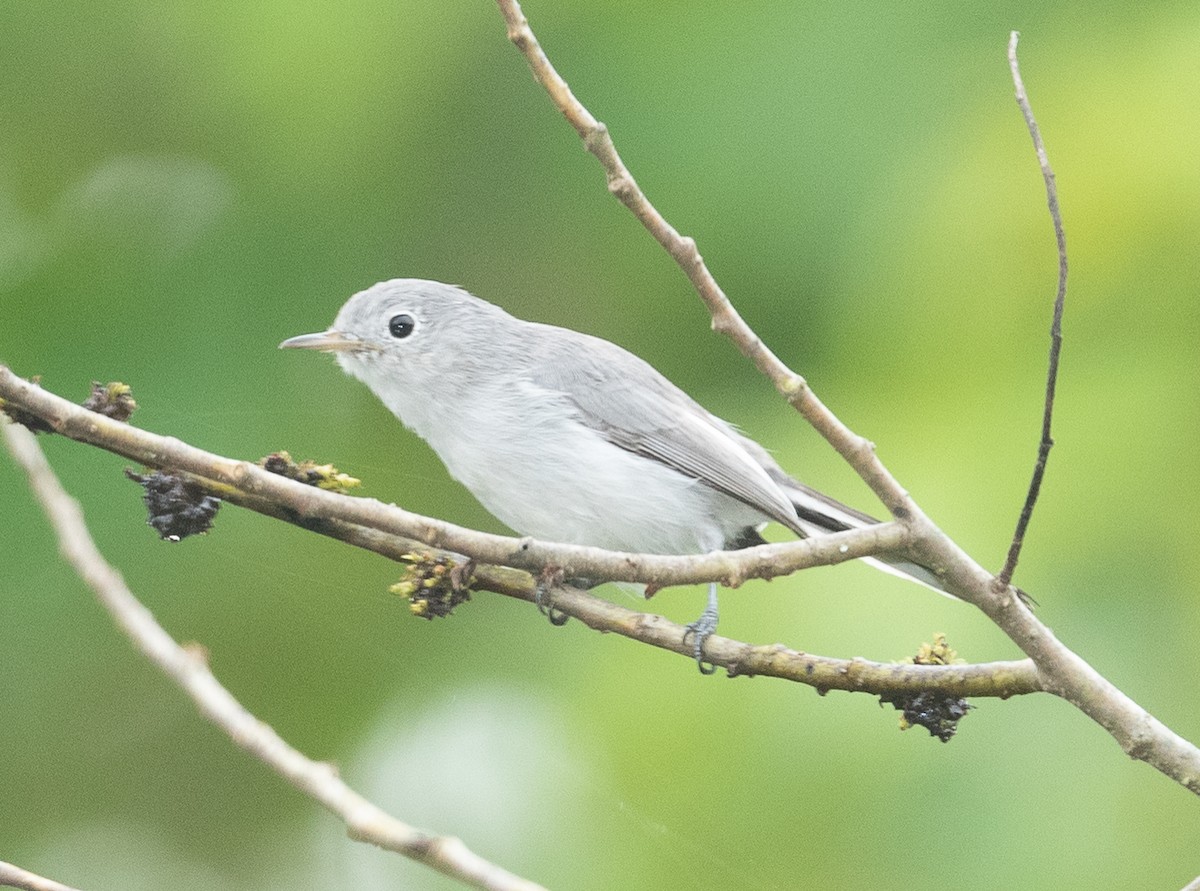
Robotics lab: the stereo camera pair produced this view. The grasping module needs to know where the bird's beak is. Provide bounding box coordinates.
[278,330,362,352]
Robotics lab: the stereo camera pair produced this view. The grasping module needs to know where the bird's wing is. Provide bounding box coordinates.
[530,326,802,533]
[529,325,950,593]
[734,428,951,594]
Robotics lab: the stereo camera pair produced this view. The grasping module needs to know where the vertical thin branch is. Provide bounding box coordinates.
[996,31,1068,590]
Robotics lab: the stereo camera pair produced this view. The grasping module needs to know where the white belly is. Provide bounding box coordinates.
[410,386,765,555]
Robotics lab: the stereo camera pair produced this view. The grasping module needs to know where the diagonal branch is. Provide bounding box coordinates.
[2,419,548,891]
[996,31,1069,590]
[0,860,83,891]
[489,3,1200,796]
[494,0,915,520]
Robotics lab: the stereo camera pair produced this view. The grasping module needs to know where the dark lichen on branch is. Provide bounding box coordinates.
[125,469,221,541]
[881,634,972,742]
[3,377,137,431]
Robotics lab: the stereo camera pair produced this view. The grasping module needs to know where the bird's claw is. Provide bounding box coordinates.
[682,622,718,675]
[683,583,720,675]
[535,567,570,626]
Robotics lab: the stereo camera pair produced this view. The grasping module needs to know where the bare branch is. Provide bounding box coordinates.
[204,472,1039,696]
[0,368,1035,699]
[1,420,548,891]
[0,366,908,588]
[0,861,83,891]
[493,0,916,520]
[490,5,1200,795]
[494,570,1040,697]
[997,30,1069,590]
[3,15,1196,802]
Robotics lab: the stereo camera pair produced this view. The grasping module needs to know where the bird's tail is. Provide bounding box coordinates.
[774,475,950,596]
[728,429,950,594]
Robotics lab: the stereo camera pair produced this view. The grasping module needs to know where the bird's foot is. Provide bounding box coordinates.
[535,566,570,626]
[682,583,720,675]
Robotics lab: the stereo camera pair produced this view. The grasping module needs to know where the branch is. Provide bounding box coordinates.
[3,15,1197,800]
[186,472,1038,697]
[494,0,915,520]
[1,420,548,891]
[0,366,906,589]
[0,861,83,891]
[996,31,1069,590]
[0,368,1034,699]
[491,573,1039,697]
[490,3,1200,795]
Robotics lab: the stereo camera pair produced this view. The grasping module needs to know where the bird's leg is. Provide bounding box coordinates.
[682,582,720,675]
[534,565,571,626]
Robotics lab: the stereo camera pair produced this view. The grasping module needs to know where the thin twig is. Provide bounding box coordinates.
[0,370,1037,698]
[1,420,547,891]
[996,31,1068,590]
[0,861,83,891]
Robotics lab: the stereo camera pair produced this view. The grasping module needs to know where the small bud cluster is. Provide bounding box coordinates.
[81,381,138,422]
[390,552,475,619]
[259,450,361,493]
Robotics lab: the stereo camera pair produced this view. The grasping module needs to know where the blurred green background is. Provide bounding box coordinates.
[3,1,1199,889]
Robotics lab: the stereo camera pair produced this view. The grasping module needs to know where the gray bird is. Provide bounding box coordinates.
[281,279,944,671]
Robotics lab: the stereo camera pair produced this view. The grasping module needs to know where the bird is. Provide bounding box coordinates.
[280,279,945,672]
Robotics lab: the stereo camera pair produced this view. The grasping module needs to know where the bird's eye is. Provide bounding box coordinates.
[388,314,415,339]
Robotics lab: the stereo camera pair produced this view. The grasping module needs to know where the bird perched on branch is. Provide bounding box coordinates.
[282,279,945,672]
